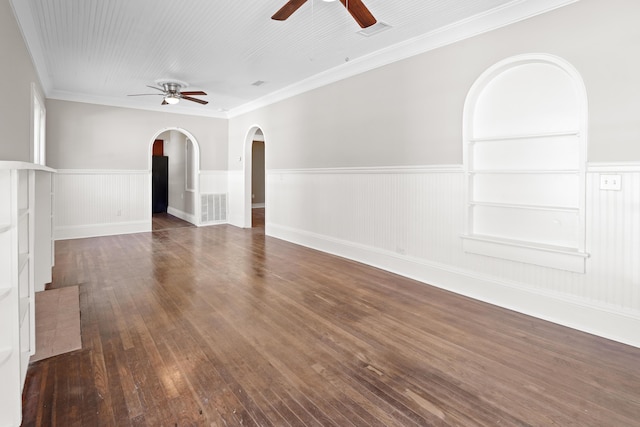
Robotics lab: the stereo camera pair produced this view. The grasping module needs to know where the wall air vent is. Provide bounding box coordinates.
[201,193,227,223]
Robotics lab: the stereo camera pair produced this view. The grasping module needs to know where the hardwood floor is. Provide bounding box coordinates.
[252,208,265,229]
[22,222,640,426]
[152,213,195,231]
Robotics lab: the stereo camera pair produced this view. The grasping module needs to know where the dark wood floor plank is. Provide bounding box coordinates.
[21,216,640,426]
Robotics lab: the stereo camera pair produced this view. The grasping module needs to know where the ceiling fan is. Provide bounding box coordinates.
[128,81,208,105]
[272,0,377,28]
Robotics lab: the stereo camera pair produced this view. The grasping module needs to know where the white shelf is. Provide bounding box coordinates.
[470,130,579,143]
[0,163,55,427]
[19,297,29,326]
[0,347,11,365]
[18,253,29,273]
[462,233,588,255]
[462,233,589,273]
[470,201,579,213]
[469,169,579,175]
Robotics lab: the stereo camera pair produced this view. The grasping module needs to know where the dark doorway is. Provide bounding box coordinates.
[152,139,168,213]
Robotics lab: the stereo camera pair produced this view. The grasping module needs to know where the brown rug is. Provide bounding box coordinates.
[30,286,82,362]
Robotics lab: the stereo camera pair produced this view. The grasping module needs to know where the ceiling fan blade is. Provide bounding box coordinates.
[147,85,166,93]
[272,0,308,21]
[339,0,377,28]
[182,96,208,105]
[180,91,207,96]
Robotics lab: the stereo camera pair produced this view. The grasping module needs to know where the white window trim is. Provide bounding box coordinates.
[30,83,46,165]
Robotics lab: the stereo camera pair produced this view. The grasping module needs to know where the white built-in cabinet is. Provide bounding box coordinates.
[462,54,589,273]
[0,162,55,427]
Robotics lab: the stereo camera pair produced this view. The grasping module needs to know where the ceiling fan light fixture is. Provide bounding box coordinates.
[164,95,180,104]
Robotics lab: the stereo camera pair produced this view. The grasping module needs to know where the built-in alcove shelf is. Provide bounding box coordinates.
[462,233,589,273]
[0,161,55,427]
[469,201,579,213]
[462,55,587,273]
[469,130,579,143]
[469,169,579,175]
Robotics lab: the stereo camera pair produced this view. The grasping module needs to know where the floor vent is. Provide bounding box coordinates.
[201,193,227,223]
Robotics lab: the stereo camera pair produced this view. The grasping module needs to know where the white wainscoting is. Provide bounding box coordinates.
[54,170,151,239]
[266,164,640,348]
[55,169,231,239]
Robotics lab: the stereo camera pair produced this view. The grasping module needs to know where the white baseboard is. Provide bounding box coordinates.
[55,220,150,240]
[268,223,640,349]
[167,207,197,225]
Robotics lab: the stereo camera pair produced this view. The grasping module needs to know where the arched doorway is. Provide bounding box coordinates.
[243,126,266,229]
[148,127,201,228]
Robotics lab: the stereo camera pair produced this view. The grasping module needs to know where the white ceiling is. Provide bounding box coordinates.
[10,0,576,118]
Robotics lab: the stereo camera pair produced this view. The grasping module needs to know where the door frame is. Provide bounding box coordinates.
[243,125,266,228]
[147,127,201,226]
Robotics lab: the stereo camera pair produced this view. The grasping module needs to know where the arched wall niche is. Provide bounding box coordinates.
[462,53,589,273]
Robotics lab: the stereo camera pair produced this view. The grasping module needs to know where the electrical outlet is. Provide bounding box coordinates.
[600,174,622,191]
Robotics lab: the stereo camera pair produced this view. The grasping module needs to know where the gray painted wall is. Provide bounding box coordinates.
[46,99,228,170]
[0,0,44,162]
[228,0,640,169]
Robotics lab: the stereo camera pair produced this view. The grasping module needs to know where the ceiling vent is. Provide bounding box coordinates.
[357,21,391,37]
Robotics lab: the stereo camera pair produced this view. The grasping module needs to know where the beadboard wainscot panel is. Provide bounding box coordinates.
[267,164,640,347]
[55,169,151,239]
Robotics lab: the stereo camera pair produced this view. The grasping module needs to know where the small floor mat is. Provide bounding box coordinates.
[30,286,82,362]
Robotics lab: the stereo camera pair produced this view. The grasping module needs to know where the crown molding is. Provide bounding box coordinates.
[47,90,229,119]
[227,0,578,118]
[13,0,577,120]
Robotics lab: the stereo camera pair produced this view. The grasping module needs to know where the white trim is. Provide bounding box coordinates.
[587,162,640,173]
[243,126,267,228]
[30,83,46,166]
[268,165,464,175]
[56,169,149,175]
[227,0,577,117]
[166,207,196,225]
[148,128,201,227]
[55,221,150,240]
[0,162,55,173]
[268,223,640,349]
